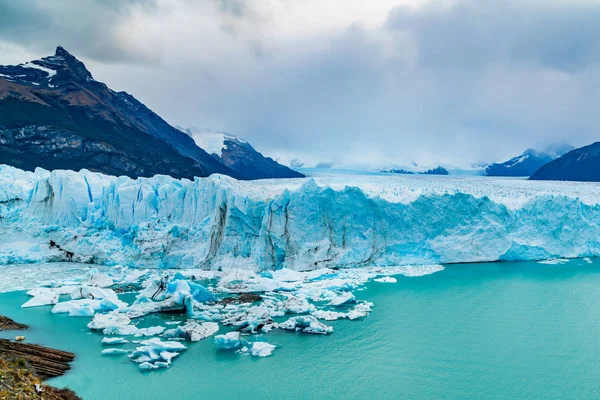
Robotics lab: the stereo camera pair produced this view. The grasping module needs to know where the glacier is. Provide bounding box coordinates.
[2,164,600,270]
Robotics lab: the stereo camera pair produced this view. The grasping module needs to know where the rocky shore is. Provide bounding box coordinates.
[0,315,79,399]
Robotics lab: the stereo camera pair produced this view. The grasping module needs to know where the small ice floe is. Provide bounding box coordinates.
[129,338,187,370]
[583,257,593,264]
[21,288,60,308]
[101,337,129,345]
[283,296,315,314]
[277,316,333,334]
[134,326,165,337]
[88,312,131,331]
[328,292,356,307]
[311,301,373,321]
[101,348,130,356]
[248,341,276,357]
[215,332,245,350]
[163,321,218,342]
[537,258,570,265]
[373,276,397,283]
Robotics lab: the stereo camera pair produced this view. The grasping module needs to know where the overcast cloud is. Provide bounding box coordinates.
[1,0,599,168]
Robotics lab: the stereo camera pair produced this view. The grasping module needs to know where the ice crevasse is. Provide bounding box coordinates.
[1,164,600,270]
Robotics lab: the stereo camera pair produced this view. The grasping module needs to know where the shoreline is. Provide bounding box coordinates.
[0,315,79,399]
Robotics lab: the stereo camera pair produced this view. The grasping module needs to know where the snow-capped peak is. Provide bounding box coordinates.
[180,127,247,156]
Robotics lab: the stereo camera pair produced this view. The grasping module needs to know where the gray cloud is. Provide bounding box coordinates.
[0,0,158,63]
[1,0,600,167]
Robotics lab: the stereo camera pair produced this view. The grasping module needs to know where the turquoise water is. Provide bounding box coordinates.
[2,259,600,399]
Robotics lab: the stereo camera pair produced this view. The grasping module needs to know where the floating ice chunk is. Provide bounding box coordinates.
[373,277,397,283]
[139,337,187,352]
[163,321,219,342]
[138,362,159,370]
[328,292,356,307]
[22,289,59,308]
[68,304,96,317]
[249,342,276,357]
[214,332,245,350]
[347,302,373,320]
[86,269,114,288]
[283,296,315,314]
[311,310,347,321]
[103,325,139,336]
[219,270,296,293]
[270,268,305,282]
[124,298,185,319]
[88,312,131,331]
[277,316,333,334]
[537,258,570,265]
[102,337,129,345]
[101,348,129,355]
[134,326,165,337]
[159,351,180,363]
[130,338,187,370]
[220,300,285,333]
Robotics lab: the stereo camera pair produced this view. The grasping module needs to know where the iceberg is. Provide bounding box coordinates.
[163,321,219,342]
[101,337,129,345]
[129,338,187,370]
[214,332,245,350]
[277,316,333,334]
[101,348,130,356]
[249,341,276,357]
[2,165,600,271]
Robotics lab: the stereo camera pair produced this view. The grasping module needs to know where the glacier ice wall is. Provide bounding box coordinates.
[1,165,600,270]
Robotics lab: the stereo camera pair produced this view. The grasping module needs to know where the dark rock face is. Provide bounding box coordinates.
[0,47,238,179]
[219,137,304,180]
[530,142,600,182]
[185,128,304,180]
[421,166,449,175]
[0,315,28,331]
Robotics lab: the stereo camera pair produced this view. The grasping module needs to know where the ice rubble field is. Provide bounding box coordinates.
[14,263,443,369]
[2,164,600,269]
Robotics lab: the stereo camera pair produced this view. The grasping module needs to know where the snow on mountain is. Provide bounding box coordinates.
[485,144,573,177]
[186,128,247,157]
[179,127,304,180]
[2,164,600,270]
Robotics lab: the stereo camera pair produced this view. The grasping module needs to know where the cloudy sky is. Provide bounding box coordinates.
[1,0,599,168]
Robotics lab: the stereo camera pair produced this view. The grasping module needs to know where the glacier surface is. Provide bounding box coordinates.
[2,164,600,270]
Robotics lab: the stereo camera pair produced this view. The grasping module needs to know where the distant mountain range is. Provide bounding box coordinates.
[530,142,600,182]
[178,127,303,180]
[381,166,449,175]
[484,144,573,177]
[0,47,301,180]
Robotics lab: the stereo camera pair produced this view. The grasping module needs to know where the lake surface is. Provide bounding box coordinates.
[2,259,600,399]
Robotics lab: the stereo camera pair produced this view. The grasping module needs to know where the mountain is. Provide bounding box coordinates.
[181,127,304,180]
[485,144,573,177]
[529,142,600,182]
[0,46,240,179]
[421,166,449,175]
[382,166,449,175]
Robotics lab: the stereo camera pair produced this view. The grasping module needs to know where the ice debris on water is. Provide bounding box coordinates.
[102,337,129,345]
[18,263,445,371]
